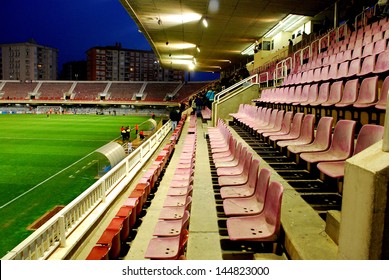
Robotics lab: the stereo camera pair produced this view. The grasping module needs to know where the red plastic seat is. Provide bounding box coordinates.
[96,228,121,259]
[223,168,271,216]
[277,114,315,148]
[226,181,284,242]
[317,124,385,178]
[299,120,356,164]
[86,245,110,260]
[288,116,333,155]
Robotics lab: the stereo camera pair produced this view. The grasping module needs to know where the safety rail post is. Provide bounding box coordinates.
[59,216,66,247]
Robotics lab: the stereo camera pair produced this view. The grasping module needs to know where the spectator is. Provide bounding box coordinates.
[121,126,126,142]
[288,39,293,54]
[169,106,181,131]
[151,112,155,119]
[205,87,215,109]
[127,141,133,153]
[135,124,139,135]
[194,94,203,117]
[139,130,145,140]
[125,126,131,141]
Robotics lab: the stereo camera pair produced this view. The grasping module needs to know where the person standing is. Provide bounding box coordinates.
[121,126,126,142]
[135,124,139,135]
[125,125,131,141]
[169,107,180,131]
[139,130,145,140]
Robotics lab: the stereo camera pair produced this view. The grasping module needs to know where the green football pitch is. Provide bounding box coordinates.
[0,114,153,258]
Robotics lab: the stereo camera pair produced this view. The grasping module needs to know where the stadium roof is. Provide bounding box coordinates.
[119,0,336,72]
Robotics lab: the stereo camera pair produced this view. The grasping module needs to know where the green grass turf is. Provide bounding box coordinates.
[0,114,154,258]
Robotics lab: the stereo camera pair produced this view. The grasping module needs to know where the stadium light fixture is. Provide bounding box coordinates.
[263,14,306,38]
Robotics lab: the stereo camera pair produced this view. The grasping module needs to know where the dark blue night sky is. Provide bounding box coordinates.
[1,0,219,81]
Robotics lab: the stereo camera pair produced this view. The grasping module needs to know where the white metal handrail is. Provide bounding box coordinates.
[215,74,258,103]
[2,121,172,260]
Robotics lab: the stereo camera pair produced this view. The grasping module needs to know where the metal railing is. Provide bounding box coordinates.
[2,120,172,260]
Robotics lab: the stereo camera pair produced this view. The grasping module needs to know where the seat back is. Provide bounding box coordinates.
[247,158,260,192]
[279,111,293,134]
[361,42,374,58]
[376,76,389,109]
[270,110,285,131]
[329,120,356,157]
[313,82,330,104]
[326,80,343,103]
[267,109,279,127]
[355,76,378,105]
[337,79,359,105]
[373,38,387,55]
[299,114,315,142]
[305,83,318,103]
[288,112,304,137]
[311,116,334,149]
[347,58,361,77]
[299,84,310,103]
[254,168,271,205]
[327,63,338,80]
[353,124,385,155]
[263,181,284,234]
[337,61,349,79]
[374,50,389,74]
[358,54,375,76]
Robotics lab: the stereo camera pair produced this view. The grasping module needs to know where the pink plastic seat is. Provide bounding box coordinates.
[288,116,333,155]
[277,114,315,148]
[216,146,248,176]
[269,112,304,142]
[345,58,361,78]
[300,83,318,106]
[309,82,330,107]
[373,50,389,74]
[321,80,343,107]
[145,213,190,260]
[293,84,310,106]
[317,124,385,178]
[358,54,376,77]
[252,108,279,131]
[213,139,239,163]
[353,76,378,108]
[220,159,260,199]
[218,152,253,186]
[153,210,190,237]
[256,110,285,135]
[373,38,387,55]
[375,75,389,110]
[261,111,293,139]
[226,181,284,242]
[327,63,338,81]
[223,168,271,216]
[335,79,359,108]
[336,61,349,79]
[212,137,237,160]
[300,120,356,164]
[361,42,374,58]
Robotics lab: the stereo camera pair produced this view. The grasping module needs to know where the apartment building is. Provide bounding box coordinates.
[0,39,58,81]
[86,43,184,81]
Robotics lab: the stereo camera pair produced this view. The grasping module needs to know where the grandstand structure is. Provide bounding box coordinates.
[1,0,389,261]
[0,80,210,106]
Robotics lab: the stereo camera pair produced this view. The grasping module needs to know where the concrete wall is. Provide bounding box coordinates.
[338,140,389,259]
[212,84,259,125]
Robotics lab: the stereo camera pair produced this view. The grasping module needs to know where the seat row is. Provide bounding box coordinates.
[86,115,190,260]
[230,107,385,182]
[284,49,389,87]
[257,75,388,119]
[207,120,284,246]
[144,119,197,260]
